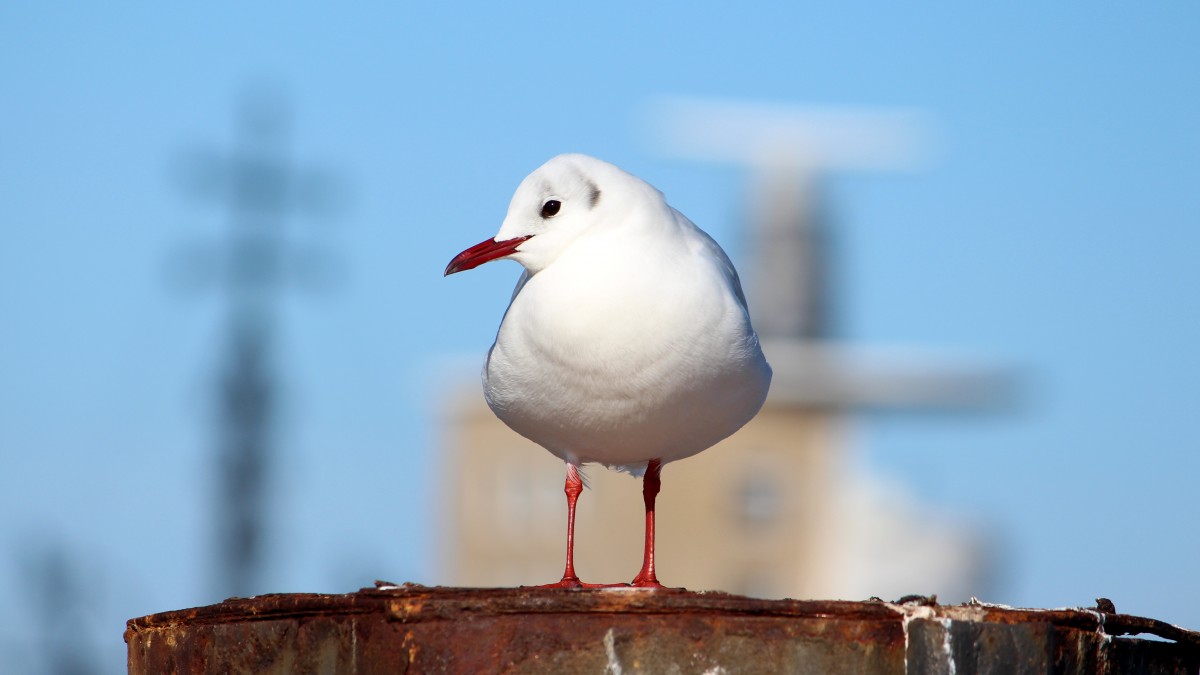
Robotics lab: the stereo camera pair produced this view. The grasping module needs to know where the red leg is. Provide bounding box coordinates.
[531,464,585,588]
[532,464,624,589]
[560,463,584,584]
[631,459,665,588]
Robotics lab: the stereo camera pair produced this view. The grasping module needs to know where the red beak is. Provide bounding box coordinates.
[444,235,532,276]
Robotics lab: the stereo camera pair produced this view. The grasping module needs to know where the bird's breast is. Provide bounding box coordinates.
[497,255,727,393]
[481,244,767,464]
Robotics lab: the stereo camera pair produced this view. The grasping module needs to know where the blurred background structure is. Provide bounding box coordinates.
[2,5,1199,673]
[177,90,341,599]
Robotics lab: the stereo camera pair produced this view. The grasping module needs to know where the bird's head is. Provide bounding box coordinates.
[445,154,652,276]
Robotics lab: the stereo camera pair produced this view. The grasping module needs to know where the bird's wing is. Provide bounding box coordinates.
[509,268,532,303]
[675,207,751,311]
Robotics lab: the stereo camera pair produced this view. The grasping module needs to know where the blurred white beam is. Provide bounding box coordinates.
[644,95,932,172]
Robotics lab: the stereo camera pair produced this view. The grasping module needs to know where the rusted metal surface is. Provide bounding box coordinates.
[126,584,1200,674]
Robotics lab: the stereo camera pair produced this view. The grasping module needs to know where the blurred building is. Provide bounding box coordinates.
[438,102,1007,600]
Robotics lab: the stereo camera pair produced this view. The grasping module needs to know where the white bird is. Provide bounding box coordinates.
[445,154,771,588]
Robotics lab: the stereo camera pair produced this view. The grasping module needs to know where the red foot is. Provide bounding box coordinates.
[528,576,631,590]
[630,572,667,589]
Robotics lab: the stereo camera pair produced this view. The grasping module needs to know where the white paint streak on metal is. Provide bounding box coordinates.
[603,628,624,675]
[893,604,936,675]
[940,617,956,675]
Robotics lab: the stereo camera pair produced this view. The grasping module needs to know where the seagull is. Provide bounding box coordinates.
[445,154,772,588]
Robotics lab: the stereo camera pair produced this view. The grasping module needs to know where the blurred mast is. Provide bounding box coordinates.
[218,93,289,599]
[180,88,337,598]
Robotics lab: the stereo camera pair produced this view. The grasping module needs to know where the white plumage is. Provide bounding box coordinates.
[446,154,771,587]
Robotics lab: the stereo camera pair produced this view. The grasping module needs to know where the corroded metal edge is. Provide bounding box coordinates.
[124,584,1200,649]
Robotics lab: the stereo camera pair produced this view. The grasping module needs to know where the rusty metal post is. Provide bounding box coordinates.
[126,585,1199,674]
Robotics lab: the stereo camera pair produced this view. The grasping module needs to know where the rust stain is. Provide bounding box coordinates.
[387,597,427,622]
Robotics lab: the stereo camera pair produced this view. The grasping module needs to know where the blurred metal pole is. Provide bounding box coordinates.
[24,542,102,675]
[745,160,833,340]
[177,88,338,599]
[218,92,289,600]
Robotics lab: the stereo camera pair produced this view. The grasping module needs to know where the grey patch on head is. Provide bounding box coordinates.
[588,182,602,208]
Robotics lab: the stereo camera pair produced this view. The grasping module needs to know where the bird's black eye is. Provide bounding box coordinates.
[540,200,561,218]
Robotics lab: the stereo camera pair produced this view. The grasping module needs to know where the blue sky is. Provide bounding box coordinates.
[2,3,1198,670]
